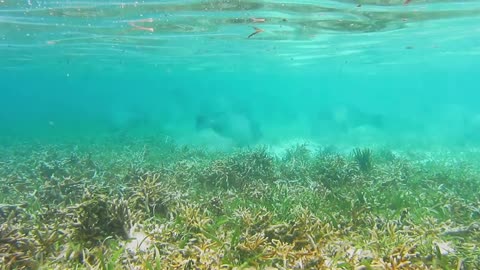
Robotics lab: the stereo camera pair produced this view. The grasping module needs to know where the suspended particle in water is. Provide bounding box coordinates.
[129,18,154,32]
[251,18,266,23]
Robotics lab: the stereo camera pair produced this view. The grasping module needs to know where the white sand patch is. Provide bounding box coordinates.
[266,138,320,158]
[190,129,236,152]
[434,241,455,256]
[124,224,154,254]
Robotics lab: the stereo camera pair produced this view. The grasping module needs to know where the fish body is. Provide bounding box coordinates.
[248,27,264,38]
[195,111,262,147]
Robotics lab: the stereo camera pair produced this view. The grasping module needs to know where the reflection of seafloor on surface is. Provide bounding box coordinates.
[1,0,480,42]
[1,0,479,72]
[1,0,479,71]
[1,137,479,269]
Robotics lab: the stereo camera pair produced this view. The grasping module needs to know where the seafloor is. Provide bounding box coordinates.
[1,136,479,270]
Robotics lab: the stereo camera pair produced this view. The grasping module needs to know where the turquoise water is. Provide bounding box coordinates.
[1,0,480,149]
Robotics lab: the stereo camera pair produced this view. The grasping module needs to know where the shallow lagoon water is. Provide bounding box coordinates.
[1,1,480,269]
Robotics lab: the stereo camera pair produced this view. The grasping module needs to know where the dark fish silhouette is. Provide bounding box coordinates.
[195,111,262,147]
[248,27,264,39]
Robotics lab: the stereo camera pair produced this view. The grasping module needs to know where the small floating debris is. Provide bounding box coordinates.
[404,0,412,5]
[129,18,154,32]
[250,17,266,23]
[247,26,264,39]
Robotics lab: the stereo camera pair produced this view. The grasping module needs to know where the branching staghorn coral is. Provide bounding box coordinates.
[309,153,360,188]
[0,223,38,270]
[1,139,480,269]
[68,192,131,246]
[127,172,179,217]
[199,147,276,189]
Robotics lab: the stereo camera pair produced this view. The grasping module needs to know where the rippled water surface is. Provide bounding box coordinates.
[1,0,480,70]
